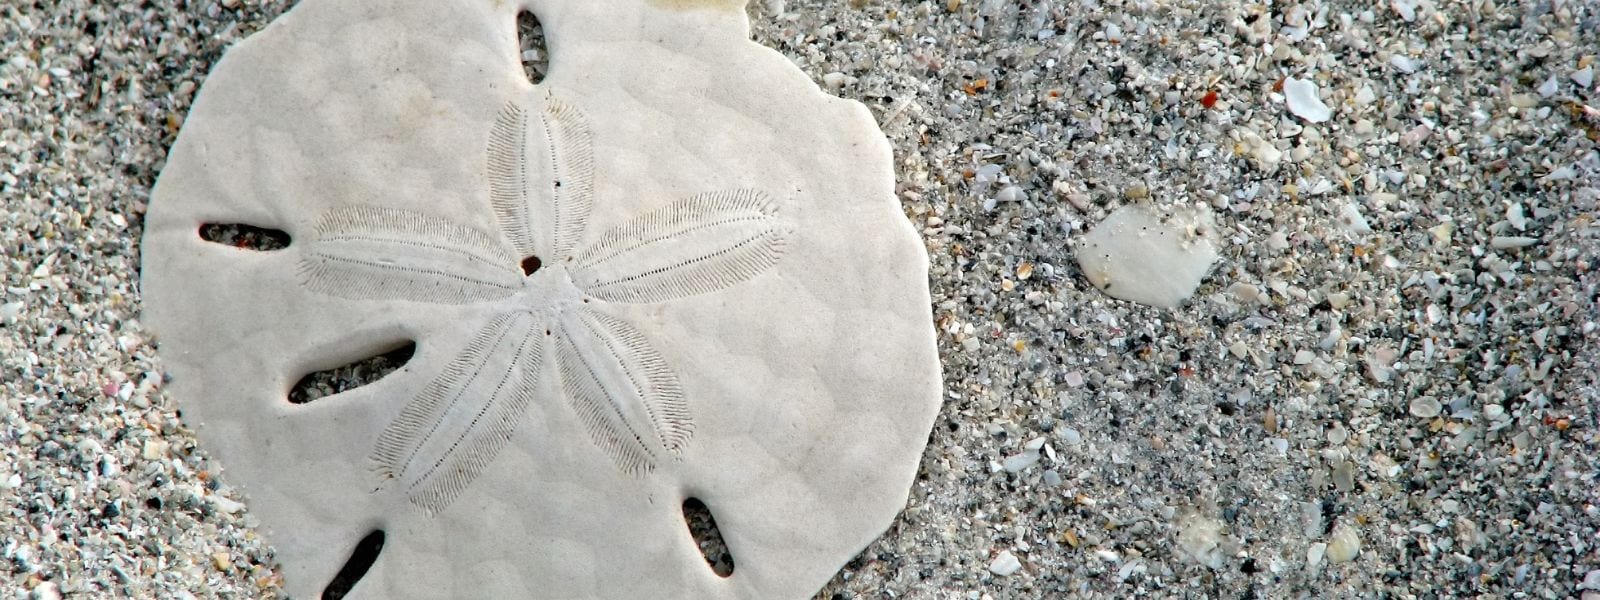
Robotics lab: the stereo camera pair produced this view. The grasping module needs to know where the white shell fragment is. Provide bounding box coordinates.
[1337,201,1374,236]
[1390,55,1422,74]
[1284,77,1333,123]
[138,1,942,598]
[1240,130,1283,172]
[1538,75,1560,98]
[1491,236,1540,249]
[988,550,1023,576]
[1326,525,1362,563]
[1076,204,1220,309]
[1176,514,1228,569]
[1391,0,1418,22]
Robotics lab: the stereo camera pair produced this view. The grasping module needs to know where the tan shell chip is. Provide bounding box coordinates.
[138,1,943,598]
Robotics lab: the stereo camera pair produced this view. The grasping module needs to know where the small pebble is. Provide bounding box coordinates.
[1306,542,1327,570]
[988,550,1023,576]
[1537,76,1559,98]
[1284,77,1332,123]
[995,185,1025,203]
[1326,525,1361,563]
[1076,204,1220,309]
[1041,470,1062,487]
[1490,236,1539,249]
[1510,93,1540,108]
[1294,350,1315,365]
[1391,55,1421,73]
[1332,461,1355,492]
[29,582,62,600]
[211,494,247,515]
[1002,450,1040,473]
[1580,569,1600,590]
[1060,428,1081,446]
[1063,371,1084,387]
[1391,0,1417,21]
[0,302,21,324]
[1176,515,1226,569]
[1408,396,1442,418]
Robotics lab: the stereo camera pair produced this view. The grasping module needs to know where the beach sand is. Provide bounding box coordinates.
[2,0,1597,597]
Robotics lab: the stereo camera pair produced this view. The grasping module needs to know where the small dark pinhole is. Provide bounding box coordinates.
[517,10,549,84]
[290,342,417,405]
[520,255,543,276]
[322,530,385,600]
[683,498,734,578]
[198,223,291,251]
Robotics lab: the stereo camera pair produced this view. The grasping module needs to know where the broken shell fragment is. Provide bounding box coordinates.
[1076,204,1220,309]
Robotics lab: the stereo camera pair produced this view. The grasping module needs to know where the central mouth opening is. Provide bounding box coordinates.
[520,255,542,276]
[514,254,586,314]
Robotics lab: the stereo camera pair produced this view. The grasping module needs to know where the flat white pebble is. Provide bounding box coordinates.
[1410,396,1442,418]
[1306,543,1327,569]
[1076,204,1220,309]
[1327,525,1361,563]
[1002,450,1040,473]
[1581,569,1600,590]
[0,302,22,323]
[1391,0,1417,21]
[1538,76,1559,98]
[1491,236,1539,249]
[1284,77,1332,123]
[1041,470,1062,487]
[995,185,1025,203]
[1060,428,1082,446]
[1176,515,1226,569]
[211,494,247,514]
[29,582,62,600]
[988,550,1022,576]
[1390,55,1421,73]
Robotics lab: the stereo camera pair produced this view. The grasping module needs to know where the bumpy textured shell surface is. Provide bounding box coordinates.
[139,1,941,598]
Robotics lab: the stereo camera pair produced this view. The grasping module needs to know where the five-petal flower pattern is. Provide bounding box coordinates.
[295,97,791,514]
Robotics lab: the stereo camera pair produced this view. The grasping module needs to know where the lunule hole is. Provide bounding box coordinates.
[290,342,417,404]
[198,223,290,251]
[684,498,734,578]
[517,10,549,84]
[521,255,542,276]
[322,530,385,600]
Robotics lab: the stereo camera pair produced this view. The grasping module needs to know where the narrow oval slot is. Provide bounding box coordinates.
[683,497,734,578]
[198,223,291,251]
[517,10,549,85]
[290,342,417,405]
[322,529,385,600]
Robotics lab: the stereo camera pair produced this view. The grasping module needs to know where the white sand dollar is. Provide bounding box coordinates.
[138,1,941,598]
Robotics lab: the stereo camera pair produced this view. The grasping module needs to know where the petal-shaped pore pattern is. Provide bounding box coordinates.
[487,98,595,261]
[555,307,690,476]
[299,206,522,304]
[572,190,790,304]
[371,312,544,513]
[486,103,532,256]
